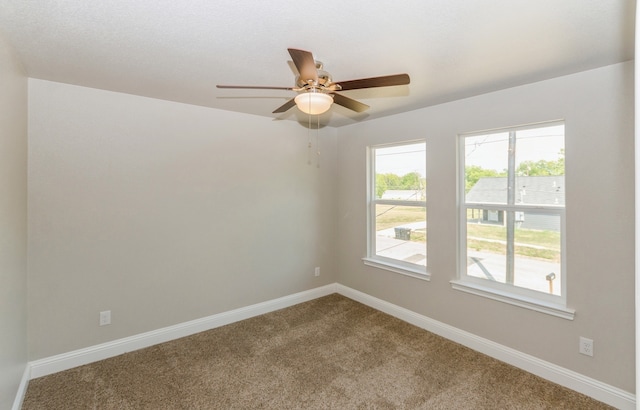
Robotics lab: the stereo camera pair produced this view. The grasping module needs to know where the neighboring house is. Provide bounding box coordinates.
[466,175,564,231]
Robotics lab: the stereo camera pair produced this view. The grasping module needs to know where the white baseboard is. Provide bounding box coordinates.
[29,284,337,379]
[336,284,636,410]
[25,282,635,409]
[11,364,30,410]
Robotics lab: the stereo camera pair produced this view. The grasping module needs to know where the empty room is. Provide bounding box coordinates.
[1,1,637,409]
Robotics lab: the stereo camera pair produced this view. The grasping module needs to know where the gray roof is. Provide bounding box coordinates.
[466,176,564,205]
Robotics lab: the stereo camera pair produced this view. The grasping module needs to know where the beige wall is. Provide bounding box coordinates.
[0,31,28,408]
[337,62,635,392]
[27,80,338,359]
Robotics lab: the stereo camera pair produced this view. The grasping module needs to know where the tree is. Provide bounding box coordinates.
[375,172,425,198]
[516,151,564,176]
[465,165,505,192]
[375,174,387,198]
[376,173,400,198]
[401,172,422,190]
[382,173,402,190]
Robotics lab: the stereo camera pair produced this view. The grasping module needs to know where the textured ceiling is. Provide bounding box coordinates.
[0,0,635,127]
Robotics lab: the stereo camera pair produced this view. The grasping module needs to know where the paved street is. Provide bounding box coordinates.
[376,235,427,266]
[467,250,561,295]
[375,227,561,295]
[376,222,427,266]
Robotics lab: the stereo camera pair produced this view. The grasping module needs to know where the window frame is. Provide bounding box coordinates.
[363,140,429,280]
[452,121,574,319]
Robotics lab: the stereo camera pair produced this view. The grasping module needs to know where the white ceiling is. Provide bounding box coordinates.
[0,0,635,127]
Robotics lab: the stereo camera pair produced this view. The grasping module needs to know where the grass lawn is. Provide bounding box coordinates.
[374,205,559,261]
[376,204,426,242]
[466,223,560,250]
[467,223,560,261]
[375,205,426,232]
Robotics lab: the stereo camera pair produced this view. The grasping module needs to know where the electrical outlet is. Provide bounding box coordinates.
[314,267,320,277]
[579,336,593,357]
[99,310,111,326]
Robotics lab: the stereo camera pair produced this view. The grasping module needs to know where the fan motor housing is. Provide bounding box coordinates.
[296,61,332,88]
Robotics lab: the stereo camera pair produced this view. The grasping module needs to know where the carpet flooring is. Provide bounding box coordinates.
[23,294,613,409]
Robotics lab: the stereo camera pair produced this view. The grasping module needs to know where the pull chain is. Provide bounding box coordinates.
[307,110,312,165]
[316,114,320,168]
[305,97,320,168]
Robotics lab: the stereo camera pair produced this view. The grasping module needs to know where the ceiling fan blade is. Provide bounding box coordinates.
[331,93,370,113]
[288,48,318,84]
[272,98,297,113]
[334,73,410,91]
[217,85,294,90]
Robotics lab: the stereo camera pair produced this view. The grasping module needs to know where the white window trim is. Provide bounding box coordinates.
[363,257,431,281]
[365,140,428,280]
[454,121,570,317]
[450,279,575,320]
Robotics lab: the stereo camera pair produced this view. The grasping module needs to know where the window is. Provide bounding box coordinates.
[453,122,573,318]
[364,141,427,279]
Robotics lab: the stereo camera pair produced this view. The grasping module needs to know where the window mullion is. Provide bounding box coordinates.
[506,131,516,284]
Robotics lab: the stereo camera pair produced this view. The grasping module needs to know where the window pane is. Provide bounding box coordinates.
[515,125,565,206]
[370,141,426,271]
[374,143,426,202]
[375,204,426,266]
[466,208,562,295]
[464,133,509,204]
[464,125,565,207]
[513,212,562,295]
[515,126,565,174]
[466,208,507,283]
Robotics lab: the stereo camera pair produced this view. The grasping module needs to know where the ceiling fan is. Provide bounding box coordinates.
[216,48,410,115]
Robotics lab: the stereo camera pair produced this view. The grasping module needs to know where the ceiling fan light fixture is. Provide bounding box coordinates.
[294,92,333,115]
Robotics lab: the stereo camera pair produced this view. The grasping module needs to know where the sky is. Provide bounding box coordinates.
[374,124,564,176]
[375,142,426,176]
[464,124,565,171]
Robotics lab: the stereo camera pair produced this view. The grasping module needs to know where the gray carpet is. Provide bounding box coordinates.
[23,294,613,409]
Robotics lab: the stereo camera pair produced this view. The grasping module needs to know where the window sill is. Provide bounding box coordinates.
[450,279,575,320]
[362,257,430,281]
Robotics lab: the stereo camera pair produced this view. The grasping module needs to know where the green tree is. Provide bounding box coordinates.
[465,165,505,192]
[516,151,564,176]
[375,173,400,198]
[401,172,422,190]
[375,174,387,198]
[382,173,402,190]
[375,172,426,198]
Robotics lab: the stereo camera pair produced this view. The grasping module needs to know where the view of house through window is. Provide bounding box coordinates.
[368,142,426,275]
[460,122,565,301]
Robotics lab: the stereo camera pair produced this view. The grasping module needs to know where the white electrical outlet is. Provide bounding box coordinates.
[314,267,320,277]
[579,336,593,357]
[99,310,111,326]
